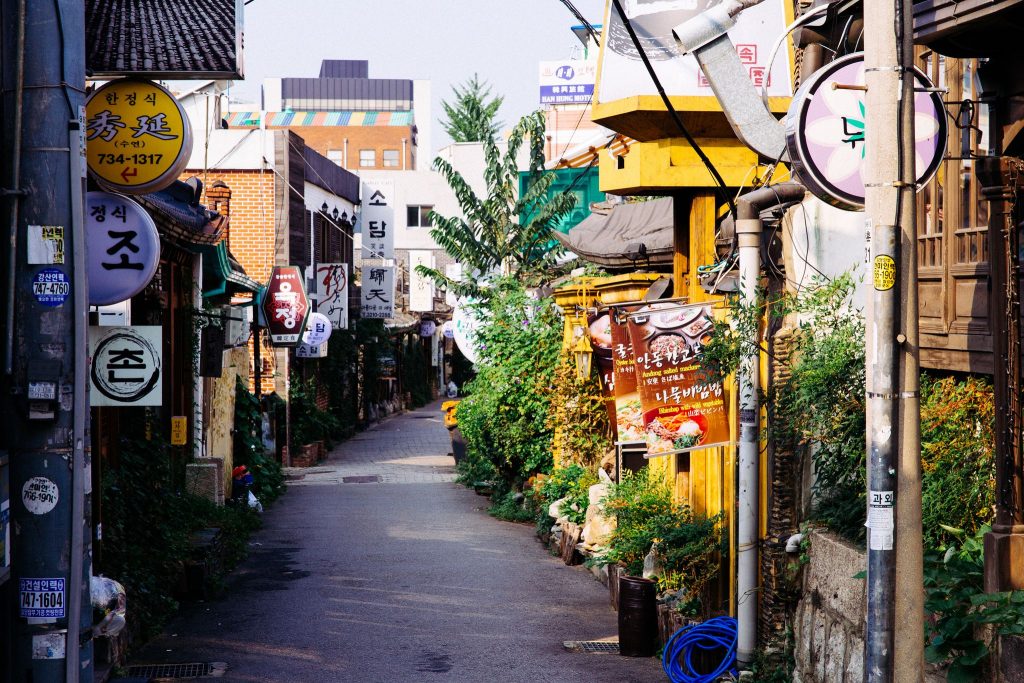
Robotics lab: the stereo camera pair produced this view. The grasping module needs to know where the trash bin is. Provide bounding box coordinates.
[442,400,466,464]
[618,575,658,657]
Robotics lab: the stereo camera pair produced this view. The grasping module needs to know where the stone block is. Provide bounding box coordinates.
[806,530,866,636]
[845,633,864,683]
[186,460,224,506]
[824,624,847,682]
[812,609,828,683]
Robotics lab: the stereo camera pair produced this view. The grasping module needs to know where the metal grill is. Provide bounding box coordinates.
[563,640,620,654]
[125,662,211,679]
[342,475,380,483]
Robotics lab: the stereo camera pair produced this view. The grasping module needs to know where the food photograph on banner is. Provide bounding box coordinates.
[608,303,646,446]
[625,301,729,457]
[586,308,618,436]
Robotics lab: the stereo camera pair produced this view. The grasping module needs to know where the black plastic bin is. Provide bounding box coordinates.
[618,575,658,657]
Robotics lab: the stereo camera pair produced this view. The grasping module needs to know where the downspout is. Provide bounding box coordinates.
[402,137,408,170]
[734,181,804,665]
[343,138,349,169]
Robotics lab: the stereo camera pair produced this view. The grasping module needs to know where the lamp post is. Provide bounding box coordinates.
[571,320,593,380]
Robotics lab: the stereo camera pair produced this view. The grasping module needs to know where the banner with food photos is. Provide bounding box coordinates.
[587,308,618,435]
[626,302,729,457]
[608,303,645,446]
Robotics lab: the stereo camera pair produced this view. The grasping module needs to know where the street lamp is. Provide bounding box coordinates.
[571,323,593,380]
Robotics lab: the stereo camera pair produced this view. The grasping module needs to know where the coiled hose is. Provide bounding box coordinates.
[661,616,738,683]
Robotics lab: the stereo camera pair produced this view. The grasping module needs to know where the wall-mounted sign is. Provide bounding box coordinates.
[360,180,394,260]
[261,266,310,347]
[86,192,160,305]
[295,343,328,359]
[597,0,792,105]
[85,79,193,194]
[540,60,597,105]
[170,417,188,446]
[86,0,244,79]
[19,578,65,619]
[785,52,946,211]
[409,251,434,312]
[315,263,349,329]
[89,326,163,407]
[361,266,395,319]
[302,312,333,347]
[31,269,70,308]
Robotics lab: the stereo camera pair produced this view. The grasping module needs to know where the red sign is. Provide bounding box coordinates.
[261,266,309,347]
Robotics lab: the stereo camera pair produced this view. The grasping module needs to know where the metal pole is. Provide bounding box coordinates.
[3,0,91,680]
[863,0,918,678]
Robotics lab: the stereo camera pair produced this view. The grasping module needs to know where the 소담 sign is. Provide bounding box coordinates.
[626,302,729,457]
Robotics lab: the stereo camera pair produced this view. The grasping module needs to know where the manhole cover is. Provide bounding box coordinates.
[342,475,381,483]
[563,640,620,654]
[125,662,212,679]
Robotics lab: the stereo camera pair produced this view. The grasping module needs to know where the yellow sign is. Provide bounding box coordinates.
[85,80,192,194]
[170,416,188,446]
[873,255,896,291]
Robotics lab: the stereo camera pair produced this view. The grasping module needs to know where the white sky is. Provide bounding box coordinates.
[234,0,606,156]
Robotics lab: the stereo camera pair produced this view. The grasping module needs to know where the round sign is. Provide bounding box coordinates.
[32,268,70,307]
[85,80,193,194]
[22,476,59,515]
[452,299,482,365]
[301,312,333,346]
[90,328,161,403]
[785,52,946,211]
[442,321,455,339]
[86,192,160,305]
[420,320,437,337]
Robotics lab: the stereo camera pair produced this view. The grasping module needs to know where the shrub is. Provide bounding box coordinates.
[233,376,284,503]
[537,463,598,526]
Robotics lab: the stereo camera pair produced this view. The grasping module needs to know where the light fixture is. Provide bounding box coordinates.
[320,202,329,213]
[341,211,349,223]
[571,321,593,380]
[332,207,340,221]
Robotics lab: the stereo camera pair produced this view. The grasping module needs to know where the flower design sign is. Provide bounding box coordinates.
[785,52,946,211]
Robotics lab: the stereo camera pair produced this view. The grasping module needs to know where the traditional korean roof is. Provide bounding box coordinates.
[134,177,226,246]
[226,111,415,128]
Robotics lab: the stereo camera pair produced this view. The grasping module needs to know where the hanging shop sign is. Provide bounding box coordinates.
[626,302,729,457]
[609,303,646,446]
[409,251,434,312]
[88,326,163,407]
[451,298,482,365]
[587,308,619,434]
[785,52,947,211]
[540,60,596,105]
[86,191,160,305]
[315,263,349,329]
[442,321,455,339]
[85,80,193,195]
[295,342,328,359]
[420,320,437,337]
[361,266,395,319]
[360,180,395,260]
[302,312,333,347]
[444,264,462,306]
[262,266,310,347]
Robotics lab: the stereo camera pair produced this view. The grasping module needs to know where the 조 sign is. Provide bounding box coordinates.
[86,192,160,305]
[85,80,193,194]
[89,326,163,407]
[262,266,310,346]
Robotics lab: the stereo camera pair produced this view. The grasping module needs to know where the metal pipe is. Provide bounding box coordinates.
[4,0,25,375]
[734,182,804,665]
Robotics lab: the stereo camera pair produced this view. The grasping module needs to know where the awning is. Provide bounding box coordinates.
[553,197,675,271]
[134,178,226,246]
[199,240,261,299]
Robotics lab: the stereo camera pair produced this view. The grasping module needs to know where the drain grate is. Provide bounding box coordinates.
[342,475,381,483]
[125,662,211,679]
[564,640,620,654]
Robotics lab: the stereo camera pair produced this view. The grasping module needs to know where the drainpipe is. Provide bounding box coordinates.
[343,138,349,169]
[402,137,408,170]
[734,182,804,665]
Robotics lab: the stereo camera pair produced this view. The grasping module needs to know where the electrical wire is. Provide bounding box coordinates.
[556,0,601,45]
[661,616,738,683]
[760,1,835,102]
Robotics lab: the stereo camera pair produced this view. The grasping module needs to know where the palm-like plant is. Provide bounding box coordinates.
[419,111,577,297]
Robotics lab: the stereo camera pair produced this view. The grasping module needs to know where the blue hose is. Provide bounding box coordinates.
[661,616,738,683]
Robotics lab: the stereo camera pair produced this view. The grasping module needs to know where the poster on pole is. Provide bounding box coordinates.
[361,180,395,260]
[626,302,729,457]
[609,303,646,446]
[88,326,163,407]
[316,262,349,329]
[361,266,395,319]
[409,251,434,312]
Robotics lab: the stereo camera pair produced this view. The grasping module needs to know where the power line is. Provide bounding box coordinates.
[556,0,601,45]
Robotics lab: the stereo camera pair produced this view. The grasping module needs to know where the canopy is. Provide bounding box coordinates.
[553,197,674,271]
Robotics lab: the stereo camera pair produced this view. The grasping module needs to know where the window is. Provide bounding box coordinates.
[407,205,433,228]
[383,149,401,168]
[359,149,376,167]
[327,149,343,167]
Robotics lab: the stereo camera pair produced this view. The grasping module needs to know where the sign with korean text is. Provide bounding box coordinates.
[19,578,65,619]
[361,266,395,319]
[295,342,328,358]
[409,251,434,312]
[86,192,160,305]
[262,266,310,346]
[540,61,597,105]
[89,326,163,407]
[609,304,646,445]
[587,308,618,434]
[360,180,394,260]
[626,303,729,457]
[170,417,188,446]
[315,263,349,329]
[302,312,333,346]
[85,79,193,194]
[597,0,792,104]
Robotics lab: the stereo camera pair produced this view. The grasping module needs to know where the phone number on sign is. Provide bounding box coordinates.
[94,153,165,165]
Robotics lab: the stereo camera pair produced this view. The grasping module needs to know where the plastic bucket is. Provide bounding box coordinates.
[618,575,658,657]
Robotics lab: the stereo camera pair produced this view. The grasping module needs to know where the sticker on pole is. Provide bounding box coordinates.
[32,633,66,660]
[866,489,894,550]
[873,255,896,291]
[32,268,70,307]
[22,477,59,515]
[19,578,66,619]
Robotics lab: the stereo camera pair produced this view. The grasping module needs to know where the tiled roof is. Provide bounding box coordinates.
[226,111,415,128]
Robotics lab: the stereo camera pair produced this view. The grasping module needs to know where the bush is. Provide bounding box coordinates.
[488,490,539,523]
[537,463,597,526]
[233,376,284,503]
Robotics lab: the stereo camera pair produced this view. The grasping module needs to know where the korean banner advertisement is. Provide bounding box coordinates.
[625,302,729,457]
[586,308,618,435]
[608,304,646,446]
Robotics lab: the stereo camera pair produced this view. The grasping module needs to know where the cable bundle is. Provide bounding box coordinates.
[661,616,738,683]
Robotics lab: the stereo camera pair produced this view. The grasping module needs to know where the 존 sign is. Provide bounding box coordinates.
[89,326,163,407]
[86,192,160,305]
[785,52,946,211]
[262,266,310,346]
[85,79,193,194]
[315,263,349,329]
[361,266,395,319]
[360,180,394,260]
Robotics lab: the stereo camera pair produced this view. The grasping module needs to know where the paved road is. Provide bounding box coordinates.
[132,400,662,682]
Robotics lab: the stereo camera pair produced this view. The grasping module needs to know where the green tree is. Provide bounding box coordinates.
[419,110,577,297]
[440,74,504,143]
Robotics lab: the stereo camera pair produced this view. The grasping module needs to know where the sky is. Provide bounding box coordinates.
[235,0,607,155]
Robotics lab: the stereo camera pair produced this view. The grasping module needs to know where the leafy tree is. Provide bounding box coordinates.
[440,74,504,143]
[418,110,577,297]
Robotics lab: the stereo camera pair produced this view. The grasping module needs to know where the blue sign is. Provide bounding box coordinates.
[540,84,594,105]
[19,578,65,618]
[32,268,70,307]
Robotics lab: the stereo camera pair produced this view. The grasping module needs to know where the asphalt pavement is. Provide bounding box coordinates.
[129,399,663,682]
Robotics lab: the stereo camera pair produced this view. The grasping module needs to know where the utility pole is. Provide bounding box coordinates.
[2,1,93,681]
[862,0,923,679]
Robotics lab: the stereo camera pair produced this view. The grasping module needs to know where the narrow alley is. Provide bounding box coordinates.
[130,402,662,682]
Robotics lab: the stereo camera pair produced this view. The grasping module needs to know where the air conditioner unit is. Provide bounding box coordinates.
[224,306,252,347]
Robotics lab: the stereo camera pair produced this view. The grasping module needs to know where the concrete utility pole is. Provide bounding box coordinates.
[2,0,93,680]
[862,0,924,679]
